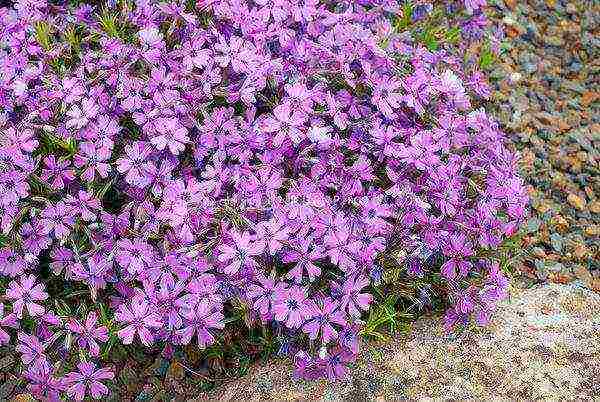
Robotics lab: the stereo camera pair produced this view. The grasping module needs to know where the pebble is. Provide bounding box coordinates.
[488,0,599,281]
[567,194,586,210]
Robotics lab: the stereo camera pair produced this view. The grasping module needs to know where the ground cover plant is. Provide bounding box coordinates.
[0,0,528,399]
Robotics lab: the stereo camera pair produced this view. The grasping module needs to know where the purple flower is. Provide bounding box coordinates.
[246,275,287,318]
[6,274,48,318]
[255,217,290,255]
[218,230,264,275]
[74,142,111,182]
[115,297,162,346]
[39,201,75,240]
[25,360,65,402]
[372,76,403,118]
[302,298,346,343]
[0,303,19,345]
[440,233,474,280]
[338,323,361,355]
[151,117,189,155]
[116,141,152,187]
[41,155,75,190]
[64,362,114,401]
[176,299,224,348]
[283,238,323,283]
[65,98,99,129]
[273,285,310,329]
[16,332,48,367]
[333,275,373,318]
[263,103,306,147]
[325,229,360,272]
[67,312,109,357]
[0,169,29,205]
[116,238,154,275]
[293,351,326,381]
[322,346,354,380]
[0,248,28,277]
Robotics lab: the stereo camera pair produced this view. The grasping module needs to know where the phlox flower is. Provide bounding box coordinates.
[67,312,109,357]
[302,298,347,344]
[64,362,114,401]
[41,155,75,190]
[440,233,474,280]
[273,285,310,329]
[176,299,224,348]
[246,275,287,317]
[116,238,154,275]
[115,297,162,346]
[25,360,65,402]
[16,332,48,367]
[116,141,153,187]
[6,274,48,318]
[39,201,75,240]
[0,248,28,277]
[218,230,264,275]
[254,217,290,255]
[332,275,373,318]
[263,103,306,147]
[73,142,111,182]
[151,117,189,155]
[0,169,30,205]
[0,303,19,345]
[283,238,323,283]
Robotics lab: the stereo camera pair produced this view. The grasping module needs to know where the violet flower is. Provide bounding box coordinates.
[6,274,48,318]
[64,362,114,401]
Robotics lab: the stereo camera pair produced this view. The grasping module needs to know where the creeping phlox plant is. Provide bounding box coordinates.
[0,0,527,399]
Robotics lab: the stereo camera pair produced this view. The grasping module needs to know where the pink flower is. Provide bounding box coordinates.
[25,360,65,402]
[41,155,75,190]
[16,332,48,367]
[115,297,162,346]
[0,303,19,345]
[176,299,224,348]
[302,298,346,343]
[67,312,109,356]
[217,231,264,275]
[74,142,111,182]
[263,103,306,147]
[116,141,153,187]
[151,117,189,155]
[273,286,310,329]
[6,274,48,318]
[64,362,114,401]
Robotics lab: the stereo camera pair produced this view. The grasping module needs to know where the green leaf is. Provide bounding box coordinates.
[479,45,495,70]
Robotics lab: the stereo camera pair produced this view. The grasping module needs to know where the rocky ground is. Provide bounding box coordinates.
[196,282,600,401]
[486,0,599,286]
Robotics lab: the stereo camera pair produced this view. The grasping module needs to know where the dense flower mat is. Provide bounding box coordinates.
[0,0,527,399]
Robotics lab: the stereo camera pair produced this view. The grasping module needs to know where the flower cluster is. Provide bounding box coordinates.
[0,0,526,398]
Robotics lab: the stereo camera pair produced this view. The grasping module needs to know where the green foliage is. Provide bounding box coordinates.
[361,289,412,341]
[479,43,496,70]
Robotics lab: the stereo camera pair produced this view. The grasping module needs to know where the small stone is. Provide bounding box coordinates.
[12,395,34,402]
[584,225,599,237]
[527,217,542,233]
[567,194,586,210]
[509,72,522,83]
[549,233,564,253]
[502,16,516,26]
[168,360,185,381]
[551,215,569,232]
[572,243,591,260]
[544,35,565,47]
[581,91,599,106]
